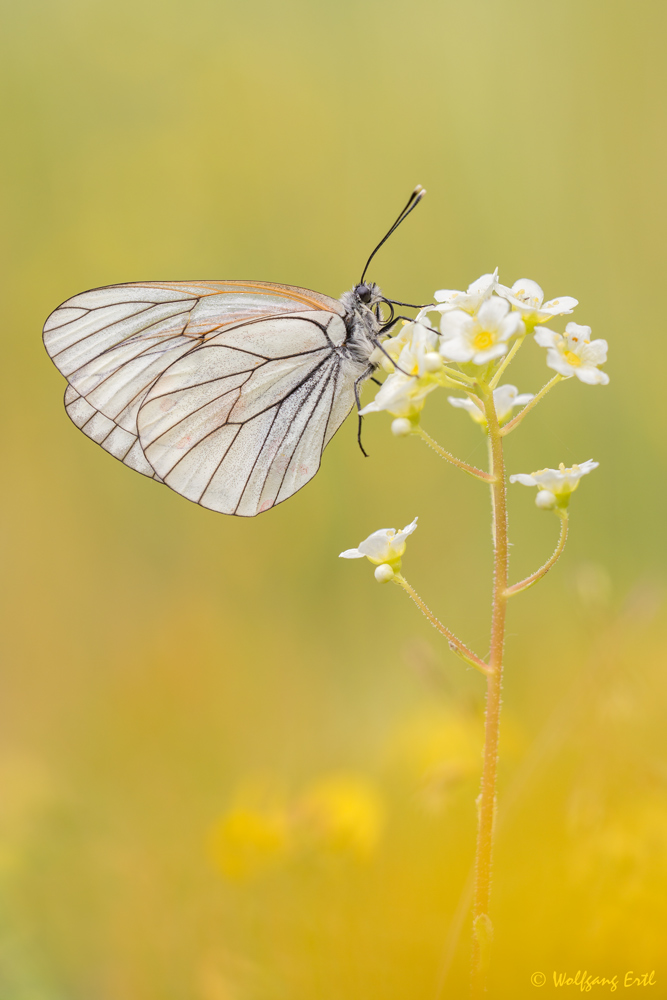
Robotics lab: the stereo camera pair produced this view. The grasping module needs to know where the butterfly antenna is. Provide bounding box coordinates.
[359,185,426,285]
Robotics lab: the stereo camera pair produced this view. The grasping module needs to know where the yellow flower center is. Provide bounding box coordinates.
[473,330,493,350]
[563,350,582,366]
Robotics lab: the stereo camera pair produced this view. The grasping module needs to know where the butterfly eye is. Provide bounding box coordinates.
[356,283,373,304]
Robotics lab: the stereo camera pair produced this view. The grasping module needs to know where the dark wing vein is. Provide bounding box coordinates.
[64,310,194,379]
[270,361,338,507]
[236,358,339,514]
[50,302,163,357]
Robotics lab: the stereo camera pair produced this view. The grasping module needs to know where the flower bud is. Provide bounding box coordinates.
[391,417,413,437]
[535,489,557,510]
[374,564,395,584]
[422,352,443,373]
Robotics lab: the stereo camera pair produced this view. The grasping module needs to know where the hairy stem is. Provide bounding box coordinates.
[505,512,568,596]
[488,334,526,389]
[393,573,489,674]
[416,426,494,483]
[501,374,563,436]
[470,390,509,997]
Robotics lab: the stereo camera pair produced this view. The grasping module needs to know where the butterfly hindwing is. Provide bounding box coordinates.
[138,314,353,515]
[64,385,162,480]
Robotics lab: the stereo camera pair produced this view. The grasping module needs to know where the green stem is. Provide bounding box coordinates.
[470,390,509,997]
[415,426,494,483]
[440,364,477,386]
[505,512,568,596]
[501,374,563,436]
[393,573,489,674]
[488,335,526,389]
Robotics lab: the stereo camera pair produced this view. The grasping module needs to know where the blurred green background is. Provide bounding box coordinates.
[1,0,666,996]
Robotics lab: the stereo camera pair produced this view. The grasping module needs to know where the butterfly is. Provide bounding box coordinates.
[43,187,425,516]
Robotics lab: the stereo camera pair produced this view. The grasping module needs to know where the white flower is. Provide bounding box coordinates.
[448,384,534,426]
[534,323,609,385]
[439,298,525,366]
[339,518,418,570]
[371,320,440,376]
[496,278,578,327]
[510,460,598,508]
[359,371,438,419]
[433,269,498,314]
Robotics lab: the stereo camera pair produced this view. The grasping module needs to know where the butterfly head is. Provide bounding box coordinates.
[353,281,382,307]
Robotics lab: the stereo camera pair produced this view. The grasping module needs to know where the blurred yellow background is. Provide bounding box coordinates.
[2,0,666,996]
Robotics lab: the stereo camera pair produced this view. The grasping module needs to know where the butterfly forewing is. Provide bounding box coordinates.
[45,281,358,513]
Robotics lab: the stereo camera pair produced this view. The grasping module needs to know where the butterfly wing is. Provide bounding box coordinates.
[43,280,346,483]
[137,311,358,515]
[63,384,163,480]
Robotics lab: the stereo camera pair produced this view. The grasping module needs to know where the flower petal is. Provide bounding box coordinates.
[477,296,510,327]
[499,312,526,340]
[541,296,578,315]
[509,473,539,486]
[467,270,498,296]
[472,343,508,365]
[398,517,419,539]
[447,396,478,411]
[544,350,577,377]
[573,366,610,385]
[534,326,560,348]
[434,288,465,304]
[581,339,608,364]
[440,310,473,339]
[565,322,592,338]
[440,339,475,362]
[509,278,544,307]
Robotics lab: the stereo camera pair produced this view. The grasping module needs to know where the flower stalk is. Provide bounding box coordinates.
[501,374,563,436]
[470,389,509,997]
[393,573,490,674]
[505,512,568,597]
[415,426,495,483]
[488,334,526,389]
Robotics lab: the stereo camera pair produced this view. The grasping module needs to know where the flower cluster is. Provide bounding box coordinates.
[510,460,599,509]
[340,518,418,582]
[359,271,609,430]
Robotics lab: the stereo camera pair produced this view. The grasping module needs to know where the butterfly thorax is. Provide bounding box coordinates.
[339,283,383,368]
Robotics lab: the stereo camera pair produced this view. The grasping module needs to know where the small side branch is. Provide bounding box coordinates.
[393,573,490,675]
[501,374,563,436]
[505,513,569,597]
[416,426,495,483]
[488,334,526,389]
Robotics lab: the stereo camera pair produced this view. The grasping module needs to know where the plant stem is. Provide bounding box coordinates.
[488,334,526,389]
[415,426,495,483]
[470,390,509,997]
[500,374,563,435]
[505,512,568,596]
[393,573,489,674]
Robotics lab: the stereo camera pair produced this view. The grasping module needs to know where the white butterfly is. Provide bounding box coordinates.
[42,189,425,516]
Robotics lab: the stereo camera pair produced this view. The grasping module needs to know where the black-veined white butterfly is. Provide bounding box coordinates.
[43,187,425,516]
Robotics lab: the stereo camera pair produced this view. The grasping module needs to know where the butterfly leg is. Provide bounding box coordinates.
[354,365,375,458]
[373,313,440,375]
[371,337,411,376]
